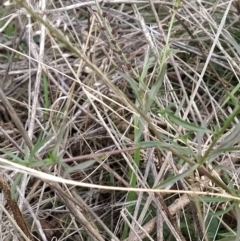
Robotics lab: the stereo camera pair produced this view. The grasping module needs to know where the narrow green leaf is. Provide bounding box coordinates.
[63,160,96,178]
[29,135,53,161]
[0,149,27,165]
[209,146,240,160]
[206,215,220,239]
[155,163,199,189]
[167,112,212,133]
[145,63,166,111]
[140,48,152,83]
[43,74,50,108]
[118,72,139,97]
[11,173,23,200]
[212,202,236,217]
[139,141,195,156]
[216,236,236,241]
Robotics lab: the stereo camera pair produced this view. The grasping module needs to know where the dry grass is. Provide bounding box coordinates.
[0,0,240,240]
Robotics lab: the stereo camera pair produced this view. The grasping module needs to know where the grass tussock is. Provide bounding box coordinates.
[0,0,240,240]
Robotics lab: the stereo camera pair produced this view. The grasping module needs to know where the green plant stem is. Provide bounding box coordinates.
[199,104,240,165]
[15,0,233,198]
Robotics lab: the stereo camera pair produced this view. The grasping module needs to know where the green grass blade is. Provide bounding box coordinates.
[155,163,199,189]
[165,111,212,133]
